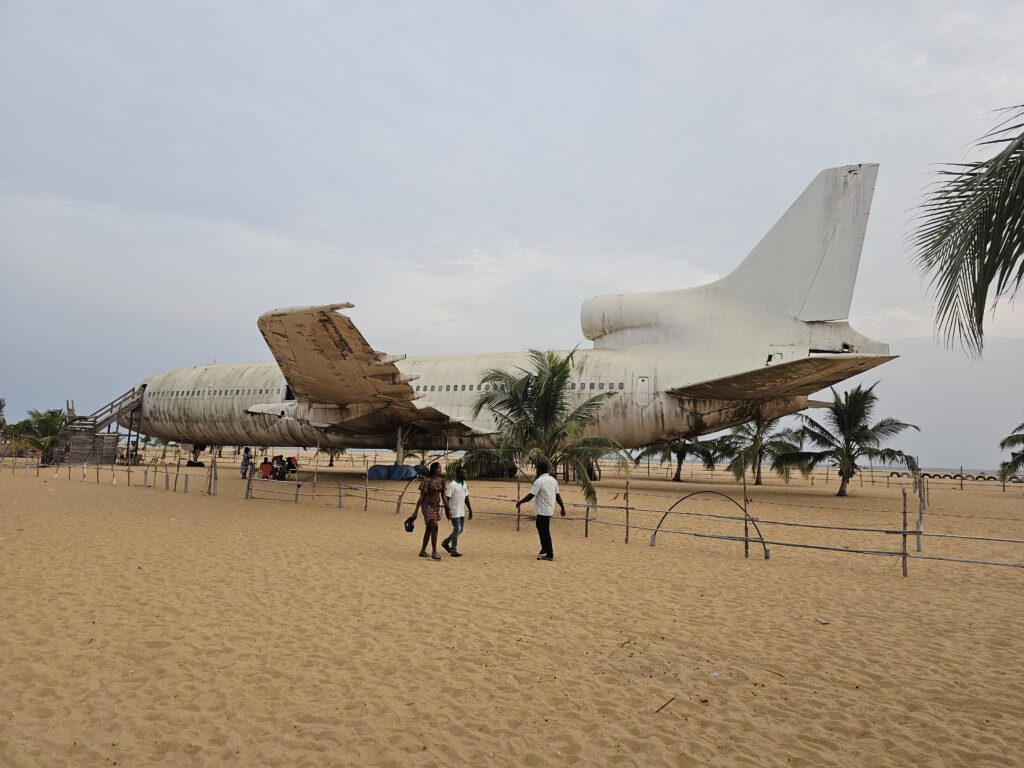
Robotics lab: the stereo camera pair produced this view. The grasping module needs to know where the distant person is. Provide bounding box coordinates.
[259,457,273,479]
[442,467,473,557]
[515,461,566,561]
[286,456,299,476]
[240,447,252,479]
[412,462,449,560]
[272,455,285,480]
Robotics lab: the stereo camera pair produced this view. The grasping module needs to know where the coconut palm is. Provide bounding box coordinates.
[463,349,624,503]
[999,420,1024,479]
[12,409,82,464]
[633,437,706,482]
[773,384,918,497]
[912,105,1024,355]
[693,434,738,477]
[727,416,803,485]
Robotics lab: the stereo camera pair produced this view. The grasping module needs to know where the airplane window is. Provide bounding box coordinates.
[430,385,435,392]
[589,383,595,390]
[619,383,624,390]
[570,383,576,390]
[599,383,605,390]
[461,385,466,391]
[446,385,450,391]
[468,385,474,391]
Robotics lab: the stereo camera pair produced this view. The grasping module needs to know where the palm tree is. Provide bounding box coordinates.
[12,409,82,464]
[693,434,738,478]
[912,105,1024,355]
[727,416,803,485]
[999,420,1024,479]
[463,349,624,503]
[773,384,918,497]
[633,437,705,481]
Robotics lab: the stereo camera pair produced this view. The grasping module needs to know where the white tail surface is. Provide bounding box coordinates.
[719,163,878,321]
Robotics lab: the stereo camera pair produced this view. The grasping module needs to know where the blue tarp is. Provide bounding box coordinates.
[367,464,419,481]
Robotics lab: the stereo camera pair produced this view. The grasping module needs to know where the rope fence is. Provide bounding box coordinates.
[0,454,221,495]
[6,450,1024,576]
[243,468,1024,576]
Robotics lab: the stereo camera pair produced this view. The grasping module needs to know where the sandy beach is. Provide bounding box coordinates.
[1,462,1022,767]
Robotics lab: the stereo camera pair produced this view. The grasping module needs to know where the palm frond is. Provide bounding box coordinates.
[1000,421,1024,451]
[911,105,1024,355]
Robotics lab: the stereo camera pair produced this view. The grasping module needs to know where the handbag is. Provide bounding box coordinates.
[403,515,416,533]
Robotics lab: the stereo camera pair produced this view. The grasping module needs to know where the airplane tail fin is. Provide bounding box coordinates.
[719,163,878,321]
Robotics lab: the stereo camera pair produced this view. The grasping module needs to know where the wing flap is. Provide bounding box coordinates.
[669,354,896,400]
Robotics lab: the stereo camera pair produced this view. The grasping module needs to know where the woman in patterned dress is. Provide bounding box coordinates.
[413,462,449,560]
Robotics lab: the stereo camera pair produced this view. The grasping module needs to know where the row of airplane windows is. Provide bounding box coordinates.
[152,388,278,397]
[414,382,626,393]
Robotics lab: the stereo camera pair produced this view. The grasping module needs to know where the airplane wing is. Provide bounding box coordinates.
[257,303,416,405]
[668,354,896,401]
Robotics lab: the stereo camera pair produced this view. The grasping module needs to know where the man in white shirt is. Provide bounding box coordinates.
[515,461,566,561]
[442,467,473,558]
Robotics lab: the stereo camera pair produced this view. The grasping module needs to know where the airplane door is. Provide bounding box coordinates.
[635,376,651,407]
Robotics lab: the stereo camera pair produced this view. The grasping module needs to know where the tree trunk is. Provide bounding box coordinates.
[673,454,683,481]
[754,462,763,485]
[328,454,335,467]
[837,473,850,496]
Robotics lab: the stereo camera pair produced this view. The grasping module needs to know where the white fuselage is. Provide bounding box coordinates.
[136,339,826,451]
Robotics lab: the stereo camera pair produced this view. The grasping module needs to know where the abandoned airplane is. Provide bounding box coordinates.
[123,164,893,453]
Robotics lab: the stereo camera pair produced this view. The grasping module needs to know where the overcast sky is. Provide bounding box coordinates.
[1,1,1022,469]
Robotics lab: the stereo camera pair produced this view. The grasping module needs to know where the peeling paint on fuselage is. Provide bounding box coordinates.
[136,349,812,450]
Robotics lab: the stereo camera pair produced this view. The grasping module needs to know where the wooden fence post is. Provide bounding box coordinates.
[516,481,521,531]
[901,488,909,578]
[585,506,590,538]
[624,479,631,544]
[916,480,925,552]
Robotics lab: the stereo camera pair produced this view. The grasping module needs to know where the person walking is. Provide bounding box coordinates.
[515,461,565,560]
[240,447,252,479]
[442,467,473,557]
[412,462,449,560]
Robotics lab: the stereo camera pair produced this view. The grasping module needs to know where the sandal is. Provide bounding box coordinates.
[431,552,442,560]
[418,551,430,558]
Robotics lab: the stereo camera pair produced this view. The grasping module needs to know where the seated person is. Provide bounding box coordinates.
[286,456,299,477]
[259,457,273,479]
[272,455,286,480]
